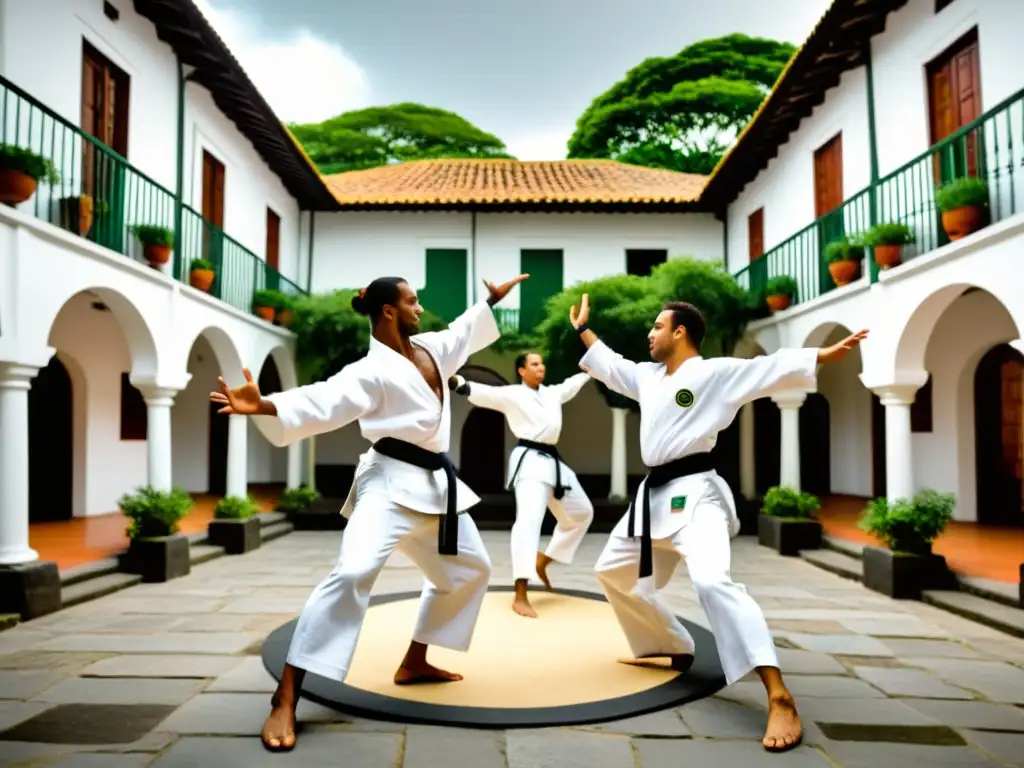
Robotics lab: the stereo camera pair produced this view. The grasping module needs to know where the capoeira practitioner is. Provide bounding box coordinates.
[210,273,527,752]
[449,352,594,618]
[570,294,866,753]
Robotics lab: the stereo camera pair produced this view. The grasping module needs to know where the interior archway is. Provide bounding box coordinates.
[974,344,1024,526]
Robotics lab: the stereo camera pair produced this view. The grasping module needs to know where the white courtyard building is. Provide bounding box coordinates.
[0,0,339,568]
[710,0,1024,528]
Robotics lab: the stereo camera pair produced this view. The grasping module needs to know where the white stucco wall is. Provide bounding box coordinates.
[309,210,725,305]
[0,0,304,284]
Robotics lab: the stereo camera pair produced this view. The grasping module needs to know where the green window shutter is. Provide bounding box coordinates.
[418,249,467,323]
[519,249,563,330]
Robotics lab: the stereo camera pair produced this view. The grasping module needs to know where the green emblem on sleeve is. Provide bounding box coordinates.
[675,388,694,407]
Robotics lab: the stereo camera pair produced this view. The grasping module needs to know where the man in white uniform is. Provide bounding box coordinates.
[211,273,527,752]
[449,351,594,617]
[570,294,866,753]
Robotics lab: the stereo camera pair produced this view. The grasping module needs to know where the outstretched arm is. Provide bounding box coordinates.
[448,375,511,413]
[551,372,591,404]
[571,293,641,401]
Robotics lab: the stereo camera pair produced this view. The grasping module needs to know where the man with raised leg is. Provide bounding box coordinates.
[449,351,594,617]
[211,274,527,752]
[571,293,866,753]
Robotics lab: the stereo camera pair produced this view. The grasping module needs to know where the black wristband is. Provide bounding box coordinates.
[575,323,590,335]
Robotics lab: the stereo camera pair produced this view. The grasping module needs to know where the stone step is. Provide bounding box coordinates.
[257,511,287,527]
[189,543,225,566]
[261,521,294,542]
[822,535,865,559]
[60,557,121,587]
[956,575,1021,609]
[801,548,863,583]
[61,572,141,608]
[922,590,1024,639]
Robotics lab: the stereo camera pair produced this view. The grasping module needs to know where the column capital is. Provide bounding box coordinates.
[872,384,919,407]
[0,363,39,390]
[129,373,190,407]
[771,390,809,409]
[859,369,928,400]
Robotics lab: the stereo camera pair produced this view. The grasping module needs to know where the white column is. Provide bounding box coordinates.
[739,402,756,500]
[610,407,628,500]
[142,388,176,492]
[772,390,807,490]
[0,364,40,565]
[226,414,247,498]
[286,441,303,490]
[305,436,317,490]
[874,385,917,501]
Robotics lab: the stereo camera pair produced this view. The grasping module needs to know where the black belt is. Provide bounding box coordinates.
[628,452,715,579]
[372,437,459,556]
[508,438,568,499]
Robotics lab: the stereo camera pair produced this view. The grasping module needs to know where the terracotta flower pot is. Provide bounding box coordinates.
[60,196,94,236]
[828,259,860,286]
[255,305,275,322]
[765,294,791,313]
[0,167,37,204]
[873,244,902,270]
[144,243,172,266]
[276,309,293,327]
[190,268,215,292]
[941,205,984,241]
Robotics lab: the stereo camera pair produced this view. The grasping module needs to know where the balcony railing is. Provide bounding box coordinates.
[0,74,305,317]
[493,307,520,334]
[734,86,1024,308]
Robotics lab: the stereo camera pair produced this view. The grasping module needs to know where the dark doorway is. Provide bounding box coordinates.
[626,249,668,277]
[28,357,74,522]
[711,419,740,494]
[460,408,507,494]
[974,344,1024,526]
[871,394,888,498]
[753,398,781,493]
[800,393,831,495]
[208,401,228,495]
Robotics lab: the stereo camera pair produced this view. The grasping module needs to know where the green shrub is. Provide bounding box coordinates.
[934,177,988,212]
[764,275,798,299]
[858,489,956,555]
[253,289,284,309]
[823,236,866,264]
[0,145,60,185]
[277,485,322,514]
[761,486,820,519]
[862,222,915,247]
[132,224,174,247]
[214,495,260,520]
[119,486,193,540]
[190,258,213,271]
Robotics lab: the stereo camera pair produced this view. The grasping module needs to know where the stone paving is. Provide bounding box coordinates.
[1,531,1023,767]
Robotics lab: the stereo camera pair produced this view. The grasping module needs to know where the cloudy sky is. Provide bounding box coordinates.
[194,0,832,160]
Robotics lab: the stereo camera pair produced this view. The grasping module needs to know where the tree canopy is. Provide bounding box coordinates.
[289,103,513,175]
[567,34,796,174]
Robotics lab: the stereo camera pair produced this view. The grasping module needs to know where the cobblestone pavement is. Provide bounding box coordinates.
[1,531,1023,767]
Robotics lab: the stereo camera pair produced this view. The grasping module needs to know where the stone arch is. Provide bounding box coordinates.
[266,346,298,391]
[178,325,245,379]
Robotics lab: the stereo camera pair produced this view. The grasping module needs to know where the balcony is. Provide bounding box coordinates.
[0,74,305,319]
[734,86,1024,309]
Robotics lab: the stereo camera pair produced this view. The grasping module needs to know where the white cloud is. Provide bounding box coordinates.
[504,128,573,161]
[192,0,371,124]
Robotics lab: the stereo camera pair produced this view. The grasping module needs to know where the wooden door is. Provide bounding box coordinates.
[265,208,281,291]
[201,151,226,278]
[975,344,1024,526]
[748,208,764,262]
[814,133,844,294]
[928,29,983,181]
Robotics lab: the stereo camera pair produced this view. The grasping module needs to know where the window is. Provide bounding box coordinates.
[81,41,130,157]
[748,208,764,262]
[418,249,468,323]
[927,29,982,181]
[120,374,147,441]
[202,151,226,263]
[519,249,563,330]
[813,133,844,219]
[911,375,933,433]
[626,249,667,277]
[266,208,281,270]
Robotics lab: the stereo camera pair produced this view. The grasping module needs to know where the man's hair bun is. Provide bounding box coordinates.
[351,288,369,315]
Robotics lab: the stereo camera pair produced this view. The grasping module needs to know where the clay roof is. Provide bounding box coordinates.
[323,159,707,211]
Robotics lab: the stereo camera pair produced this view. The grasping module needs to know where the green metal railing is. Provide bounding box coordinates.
[734,86,1024,308]
[0,74,305,316]
[733,188,871,305]
[493,307,520,334]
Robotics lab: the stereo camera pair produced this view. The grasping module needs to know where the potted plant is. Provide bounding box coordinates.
[0,145,60,204]
[763,275,798,313]
[116,486,193,582]
[276,294,295,327]
[253,289,281,322]
[208,495,262,555]
[131,224,175,268]
[823,236,865,286]
[863,222,915,270]
[59,195,108,237]
[189,258,215,292]
[858,489,957,599]
[935,176,989,241]
[276,485,325,529]
[757,485,822,556]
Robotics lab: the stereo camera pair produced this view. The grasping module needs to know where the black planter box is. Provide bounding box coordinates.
[0,561,62,620]
[288,497,347,531]
[862,545,956,600]
[736,497,761,536]
[208,517,262,554]
[757,514,822,556]
[119,535,190,583]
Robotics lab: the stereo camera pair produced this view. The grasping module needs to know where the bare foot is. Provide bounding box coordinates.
[261,700,297,752]
[763,693,802,752]
[394,661,464,686]
[617,653,694,673]
[536,553,553,589]
[512,596,538,618]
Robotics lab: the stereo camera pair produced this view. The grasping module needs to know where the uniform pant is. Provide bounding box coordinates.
[511,479,594,582]
[286,482,491,683]
[595,497,778,685]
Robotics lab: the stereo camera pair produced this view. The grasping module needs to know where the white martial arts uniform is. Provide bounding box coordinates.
[457,373,594,582]
[250,299,501,683]
[579,340,818,685]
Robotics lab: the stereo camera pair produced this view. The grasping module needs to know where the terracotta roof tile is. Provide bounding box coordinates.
[323,159,706,207]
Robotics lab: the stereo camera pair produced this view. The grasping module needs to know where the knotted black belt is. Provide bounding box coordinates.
[372,437,459,556]
[628,452,715,579]
[507,438,568,499]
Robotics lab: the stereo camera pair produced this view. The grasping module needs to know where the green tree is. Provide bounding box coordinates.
[290,103,513,174]
[568,35,795,174]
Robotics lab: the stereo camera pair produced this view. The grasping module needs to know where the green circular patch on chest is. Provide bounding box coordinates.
[675,389,694,408]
